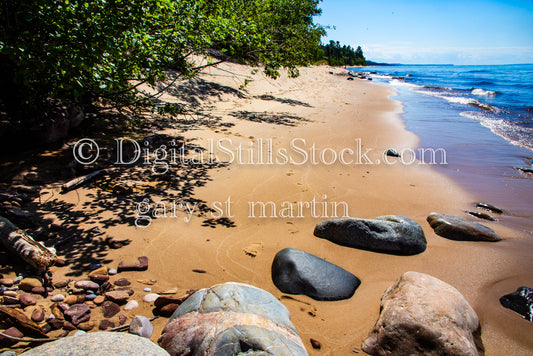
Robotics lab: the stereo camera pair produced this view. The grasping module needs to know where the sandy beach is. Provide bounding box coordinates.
[2,61,533,355]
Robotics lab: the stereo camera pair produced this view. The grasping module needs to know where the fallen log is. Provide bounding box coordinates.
[60,169,105,194]
[0,216,57,274]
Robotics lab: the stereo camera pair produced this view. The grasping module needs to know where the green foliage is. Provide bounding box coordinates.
[313,41,366,66]
[0,0,325,126]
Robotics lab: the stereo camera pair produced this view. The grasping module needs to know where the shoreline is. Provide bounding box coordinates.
[2,63,532,355]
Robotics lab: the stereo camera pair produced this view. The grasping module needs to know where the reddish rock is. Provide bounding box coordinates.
[0,326,23,347]
[117,256,148,272]
[31,286,47,295]
[41,323,52,334]
[64,294,85,305]
[93,296,105,305]
[48,318,65,329]
[159,303,179,317]
[20,293,37,308]
[0,278,14,286]
[89,274,109,284]
[31,307,46,322]
[113,278,131,286]
[3,290,17,297]
[99,319,116,330]
[99,281,112,294]
[64,303,91,325]
[105,290,129,304]
[310,338,322,349]
[118,314,127,325]
[2,296,19,305]
[78,321,94,331]
[63,321,76,330]
[55,258,67,267]
[154,295,184,309]
[74,280,99,290]
[102,301,120,318]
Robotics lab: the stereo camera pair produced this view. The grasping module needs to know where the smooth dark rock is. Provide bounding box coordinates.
[476,202,503,214]
[113,278,131,286]
[272,248,360,301]
[99,319,116,330]
[466,210,495,221]
[159,303,179,317]
[62,321,76,330]
[89,274,109,284]
[500,286,533,322]
[314,215,427,255]
[385,148,401,157]
[427,213,502,242]
[310,338,322,349]
[0,327,23,347]
[31,307,45,322]
[102,301,120,318]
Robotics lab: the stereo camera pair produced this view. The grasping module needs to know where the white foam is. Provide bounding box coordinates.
[389,79,420,89]
[415,91,500,113]
[471,88,497,96]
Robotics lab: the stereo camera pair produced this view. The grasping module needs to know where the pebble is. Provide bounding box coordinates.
[102,301,121,318]
[159,303,179,317]
[118,314,127,325]
[88,263,102,270]
[129,315,153,338]
[51,294,65,302]
[143,288,152,292]
[77,322,94,331]
[73,330,86,336]
[99,319,115,330]
[108,268,118,275]
[89,274,109,284]
[63,321,76,330]
[2,296,18,305]
[53,280,70,289]
[88,266,107,276]
[93,296,105,305]
[310,338,322,349]
[75,280,100,290]
[3,291,17,298]
[117,256,148,272]
[105,290,129,303]
[31,308,45,322]
[143,293,159,303]
[113,278,131,287]
[19,278,42,291]
[19,293,37,308]
[85,294,96,301]
[64,295,85,305]
[124,300,139,311]
[64,303,91,325]
[31,286,47,295]
[0,278,14,287]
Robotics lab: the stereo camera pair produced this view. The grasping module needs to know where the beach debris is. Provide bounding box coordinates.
[314,215,427,255]
[117,256,148,272]
[158,282,307,356]
[427,213,502,241]
[19,331,170,355]
[514,166,533,175]
[476,202,503,214]
[310,338,322,349]
[362,272,484,356]
[272,248,360,301]
[102,301,120,318]
[0,306,49,338]
[192,269,206,274]
[242,241,264,257]
[60,169,105,194]
[0,217,57,274]
[129,315,153,338]
[137,279,157,285]
[466,210,495,221]
[500,286,533,322]
[385,148,401,157]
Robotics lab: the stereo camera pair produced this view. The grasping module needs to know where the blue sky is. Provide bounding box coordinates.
[315,0,533,64]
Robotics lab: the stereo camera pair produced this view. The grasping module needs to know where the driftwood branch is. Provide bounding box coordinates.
[0,332,57,343]
[60,170,105,194]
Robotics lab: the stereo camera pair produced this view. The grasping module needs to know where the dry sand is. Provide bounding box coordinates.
[19,61,533,355]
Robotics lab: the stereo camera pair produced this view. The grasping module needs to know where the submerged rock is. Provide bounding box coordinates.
[466,210,496,221]
[271,248,360,301]
[500,286,533,322]
[158,282,307,356]
[427,213,502,241]
[476,202,503,214]
[21,331,170,355]
[362,271,484,356]
[314,215,426,255]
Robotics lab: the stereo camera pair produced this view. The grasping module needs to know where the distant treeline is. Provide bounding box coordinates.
[314,40,366,66]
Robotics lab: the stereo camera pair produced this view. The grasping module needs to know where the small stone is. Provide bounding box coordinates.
[99,319,116,330]
[64,303,91,325]
[385,148,401,157]
[117,256,148,272]
[129,315,153,338]
[0,278,14,287]
[159,303,179,317]
[19,278,42,291]
[64,294,85,305]
[75,280,100,290]
[427,213,502,241]
[85,294,96,301]
[41,323,52,334]
[31,307,45,322]
[73,330,86,336]
[48,318,65,329]
[3,290,17,297]
[77,322,94,331]
[105,290,129,304]
[13,276,23,284]
[55,258,66,267]
[102,301,121,318]
[89,274,109,284]
[63,321,76,330]
[143,293,159,303]
[2,296,18,305]
[88,263,102,270]
[53,280,70,289]
[118,314,127,325]
[108,268,118,275]
[69,287,85,295]
[51,294,65,302]
[124,300,139,311]
[143,287,151,292]
[0,327,23,347]
[31,286,47,295]
[19,293,37,308]
[99,281,112,294]
[57,302,70,313]
[93,296,105,305]
[114,278,131,286]
[310,338,322,350]
[154,295,184,308]
[88,266,107,276]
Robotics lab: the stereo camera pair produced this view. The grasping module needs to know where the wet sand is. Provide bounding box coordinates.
[28,62,533,354]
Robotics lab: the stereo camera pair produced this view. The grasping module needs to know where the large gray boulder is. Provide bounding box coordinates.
[21,331,170,356]
[427,213,502,241]
[314,215,426,255]
[271,248,360,301]
[158,282,307,356]
[362,271,484,356]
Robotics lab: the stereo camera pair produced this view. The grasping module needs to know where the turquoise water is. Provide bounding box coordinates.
[350,64,533,232]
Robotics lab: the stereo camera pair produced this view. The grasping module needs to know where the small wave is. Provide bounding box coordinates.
[471,88,497,96]
[423,85,452,90]
[414,90,500,113]
[389,79,420,89]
